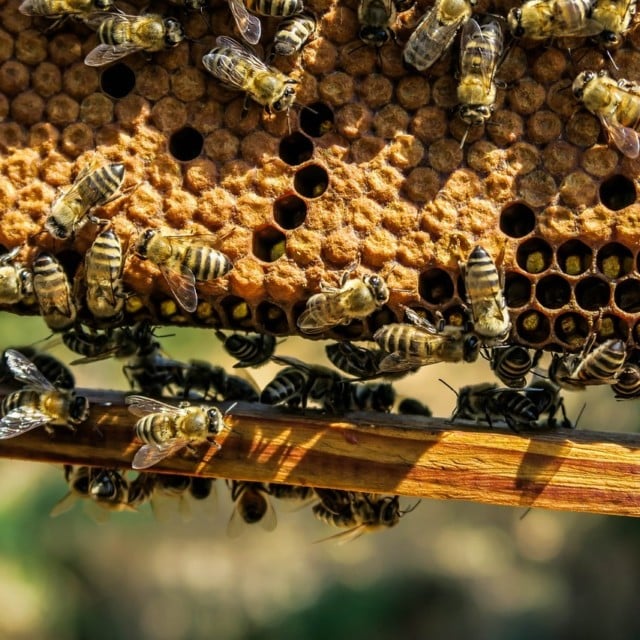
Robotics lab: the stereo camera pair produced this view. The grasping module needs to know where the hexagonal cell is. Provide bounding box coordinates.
[557,239,593,276]
[368,305,398,332]
[536,274,571,309]
[516,238,553,274]
[419,268,455,305]
[443,304,468,329]
[614,277,640,313]
[273,194,307,229]
[599,175,636,211]
[575,276,610,311]
[293,164,329,198]
[100,63,135,99]
[252,226,287,262]
[554,312,590,347]
[499,202,536,238]
[278,131,314,166]
[597,314,628,341]
[516,310,551,344]
[221,295,253,329]
[505,272,532,308]
[299,102,335,137]
[597,242,633,279]
[256,301,290,334]
[168,126,203,162]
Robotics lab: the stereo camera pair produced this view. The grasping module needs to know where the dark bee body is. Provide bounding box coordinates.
[85,228,124,321]
[89,469,131,508]
[267,482,314,501]
[216,331,276,368]
[33,252,77,332]
[246,0,303,16]
[272,11,317,56]
[523,380,572,428]
[325,341,417,380]
[124,344,185,397]
[227,481,277,536]
[397,397,432,416]
[358,0,396,47]
[490,345,541,388]
[0,246,33,306]
[612,362,640,398]
[0,347,74,390]
[180,360,259,402]
[324,380,396,413]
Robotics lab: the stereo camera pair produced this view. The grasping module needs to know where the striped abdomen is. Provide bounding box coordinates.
[183,245,232,282]
[246,0,303,17]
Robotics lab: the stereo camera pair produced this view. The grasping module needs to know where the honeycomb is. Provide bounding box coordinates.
[0,0,640,350]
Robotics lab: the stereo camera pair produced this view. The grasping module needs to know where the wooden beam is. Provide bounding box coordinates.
[1,388,639,517]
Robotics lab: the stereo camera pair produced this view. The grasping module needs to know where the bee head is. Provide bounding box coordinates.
[134,229,157,258]
[71,468,91,495]
[272,81,298,112]
[359,26,392,47]
[90,470,120,500]
[376,496,401,526]
[69,395,90,424]
[95,0,114,9]
[572,71,594,99]
[459,105,492,127]
[164,18,185,46]
[507,8,524,37]
[365,274,390,304]
[206,407,223,434]
[463,334,480,363]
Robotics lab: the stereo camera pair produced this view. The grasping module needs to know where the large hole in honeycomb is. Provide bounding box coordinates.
[505,272,532,308]
[555,312,590,347]
[536,274,571,309]
[252,226,287,262]
[575,277,610,311]
[597,243,633,279]
[169,126,204,162]
[443,305,467,329]
[614,278,640,313]
[516,238,553,274]
[221,296,253,329]
[499,202,536,238]
[368,305,398,333]
[557,240,593,276]
[294,164,329,198]
[516,311,551,344]
[599,175,636,211]
[419,268,455,305]
[597,314,628,341]
[279,132,314,166]
[299,102,335,137]
[273,194,307,229]
[256,302,289,334]
[100,63,135,99]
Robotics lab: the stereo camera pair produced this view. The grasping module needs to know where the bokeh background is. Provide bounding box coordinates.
[1,312,639,640]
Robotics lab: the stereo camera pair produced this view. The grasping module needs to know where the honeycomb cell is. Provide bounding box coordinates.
[373,104,410,139]
[46,33,80,66]
[411,107,447,144]
[500,202,535,238]
[168,126,203,162]
[516,238,553,274]
[61,123,94,157]
[536,275,571,309]
[32,62,61,99]
[575,276,610,311]
[359,74,394,109]
[221,295,253,329]
[11,90,44,126]
[46,93,79,126]
[302,37,338,74]
[319,71,354,106]
[431,76,457,109]
[274,195,307,229]
[204,129,239,163]
[335,102,372,139]
[527,111,562,145]
[516,310,551,344]
[557,240,593,275]
[368,305,397,333]
[0,60,28,96]
[279,132,314,166]
[338,41,375,76]
[508,79,546,116]
[599,175,636,211]
[505,272,532,308]
[615,276,640,312]
[100,63,136,99]
[597,314,628,341]
[487,110,523,147]
[597,243,633,279]
[565,112,600,148]
[294,163,329,198]
[518,170,557,207]
[581,146,619,178]
[256,302,289,334]
[396,75,430,111]
[136,65,170,101]
[428,139,463,174]
[419,268,454,305]
[560,171,597,208]
[151,96,187,133]
[299,101,334,137]
[531,48,567,84]
[16,30,47,65]
[170,67,205,102]
[388,134,424,170]
[80,93,114,127]
[0,29,13,62]
[542,140,579,176]
[555,312,590,347]
[253,226,287,262]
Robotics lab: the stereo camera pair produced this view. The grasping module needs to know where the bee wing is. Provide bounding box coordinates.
[32,272,75,320]
[126,394,183,417]
[601,115,640,159]
[160,263,198,313]
[4,349,55,390]
[378,352,440,372]
[84,42,141,67]
[404,308,440,333]
[49,491,79,517]
[18,0,43,15]
[460,19,501,81]
[132,439,188,470]
[314,524,367,544]
[227,0,262,44]
[297,304,337,334]
[0,407,51,439]
[216,36,270,70]
[227,503,248,537]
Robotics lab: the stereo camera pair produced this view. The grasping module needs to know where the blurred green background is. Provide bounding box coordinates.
[1,311,639,640]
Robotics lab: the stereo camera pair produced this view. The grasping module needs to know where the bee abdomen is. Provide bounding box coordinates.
[578,339,626,381]
[260,368,307,405]
[247,0,303,17]
[81,163,125,206]
[186,247,232,281]
[612,363,640,399]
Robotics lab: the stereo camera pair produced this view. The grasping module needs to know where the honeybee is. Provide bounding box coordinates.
[0,347,75,390]
[397,397,432,416]
[19,0,114,19]
[297,272,389,335]
[373,307,480,372]
[227,481,277,537]
[462,245,511,344]
[0,246,33,306]
[0,349,89,439]
[142,473,216,522]
[216,330,276,368]
[126,395,231,469]
[612,362,640,398]
[402,0,476,72]
[357,0,396,47]
[272,11,317,57]
[228,0,262,44]
[50,465,91,517]
[84,13,185,67]
[457,19,503,144]
[32,252,77,332]
[489,345,542,388]
[63,324,136,364]
[267,482,315,501]
[592,0,637,48]
[85,228,124,321]
[202,36,298,114]
[522,379,573,428]
[507,0,604,39]
[180,360,260,402]
[325,342,386,379]
[134,229,233,314]
[572,70,640,159]
[549,337,626,390]
[324,380,396,413]
[45,161,125,240]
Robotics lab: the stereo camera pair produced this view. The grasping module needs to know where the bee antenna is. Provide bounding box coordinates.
[438,378,459,397]
[574,401,586,429]
[459,125,470,148]
[605,49,618,71]
[298,103,318,115]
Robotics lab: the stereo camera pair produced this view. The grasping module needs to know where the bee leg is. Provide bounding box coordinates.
[241,96,251,119]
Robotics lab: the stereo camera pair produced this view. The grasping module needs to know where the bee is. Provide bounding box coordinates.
[63,324,139,365]
[18,0,114,19]
[45,161,125,240]
[0,347,75,390]
[592,0,637,48]
[216,330,276,368]
[357,0,396,47]
[549,338,627,390]
[267,482,315,501]
[50,465,91,517]
[325,342,385,378]
[0,349,89,439]
[572,70,640,159]
[522,379,573,428]
[507,0,604,39]
[397,397,432,416]
[0,246,33,306]
[489,345,542,388]
[202,36,298,114]
[272,11,317,57]
[462,245,511,345]
[402,0,476,72]
[227,481,277,537]
[324,380,396,413]
[180,360,260,402]
[373,307,480,372]
[84,13,185,67]
[612,362,640,399]
[32,252,77,332]
[134,229,233,314]
[457,19,503,144]
[85,228,124,322]
[297,272,389,335]
[142,473,216,521]
[126,395,232,469]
